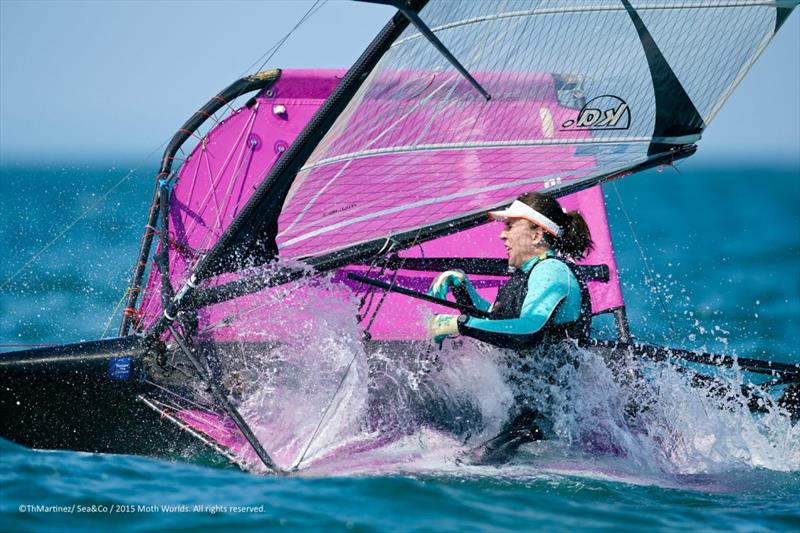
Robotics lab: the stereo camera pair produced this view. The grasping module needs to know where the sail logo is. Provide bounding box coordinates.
[560,95,630,131]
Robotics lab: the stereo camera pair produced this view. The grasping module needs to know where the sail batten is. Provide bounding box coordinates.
[299,138,655,173]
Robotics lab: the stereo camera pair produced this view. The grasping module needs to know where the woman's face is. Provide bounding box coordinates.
[499,218,544,268]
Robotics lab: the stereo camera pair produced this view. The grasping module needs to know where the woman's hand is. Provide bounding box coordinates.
[427,314,460,346]
[428,270,467,300]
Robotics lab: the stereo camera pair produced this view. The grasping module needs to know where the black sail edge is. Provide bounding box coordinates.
[120,70,283,335]
[775,6,795,32]
[621,0,705,156]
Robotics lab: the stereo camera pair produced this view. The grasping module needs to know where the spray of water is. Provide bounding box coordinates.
[196,270,798,481]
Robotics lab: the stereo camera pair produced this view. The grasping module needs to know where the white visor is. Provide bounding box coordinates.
[488,200,562,236]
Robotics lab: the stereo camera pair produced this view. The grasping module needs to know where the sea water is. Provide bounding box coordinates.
[1,159,798,531]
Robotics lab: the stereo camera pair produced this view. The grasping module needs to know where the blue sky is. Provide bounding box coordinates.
[1,1,798,164]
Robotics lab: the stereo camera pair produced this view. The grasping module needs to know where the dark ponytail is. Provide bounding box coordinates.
[516,192,594,260]
[559,210,593,259]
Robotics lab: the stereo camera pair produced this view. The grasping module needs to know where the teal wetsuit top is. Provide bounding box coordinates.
[460,252,583,339]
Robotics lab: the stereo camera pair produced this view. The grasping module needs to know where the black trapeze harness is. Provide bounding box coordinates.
[458,258,592,350]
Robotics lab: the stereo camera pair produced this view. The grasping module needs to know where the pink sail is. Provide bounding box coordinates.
[136,69,624,343]
[276,71,610,260]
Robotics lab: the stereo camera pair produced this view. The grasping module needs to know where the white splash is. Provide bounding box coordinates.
[214,273,799,482]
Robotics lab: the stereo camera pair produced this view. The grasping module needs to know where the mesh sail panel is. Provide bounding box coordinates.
[637,3,776,123]
[276,0,781,260]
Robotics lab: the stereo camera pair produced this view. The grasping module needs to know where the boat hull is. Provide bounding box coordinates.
[1,338,794,469]
[0,338,233,466]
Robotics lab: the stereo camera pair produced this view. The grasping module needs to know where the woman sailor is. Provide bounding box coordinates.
[425,193,594,463]
[426,192,594,349]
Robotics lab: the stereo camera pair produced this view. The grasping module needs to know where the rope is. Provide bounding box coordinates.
[0,144,166,292]
[291,353,357,472]
[356,238,397,326]
[362,234,421,336]
[245,0,327,76]
[356,257,389,323]
[610,182,677,338]
[362,263,401,335]
[101,290,134,338]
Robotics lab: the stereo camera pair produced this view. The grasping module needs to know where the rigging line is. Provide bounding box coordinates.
[363,233,421,335]
[194,108,223,128]
[100,290,131,338]
[291,350,358,472]
[212,95,239,118]
[352,237,393,317]
[358,250,394,325]
[137,396,241,465]
[0,143,166,292]
[175,142,206,247]
[354,239,396,323]
[203,146,226,242]
[180,107,260,252]
[142,396,238,440]
[609,181,677,338]
[143,378,219,415]
[358,259,388,322]
[197,108,261,253]
[178,0,326,167]
[253,0,327,74]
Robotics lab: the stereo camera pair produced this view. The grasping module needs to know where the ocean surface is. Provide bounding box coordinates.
[1,159,799,531]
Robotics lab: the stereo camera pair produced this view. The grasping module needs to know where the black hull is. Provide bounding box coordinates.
[0,337,232,467]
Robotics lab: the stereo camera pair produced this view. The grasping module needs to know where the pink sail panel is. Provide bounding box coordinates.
[339,184,623,341]
[138,69,346,329]
[276,145,612,259]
